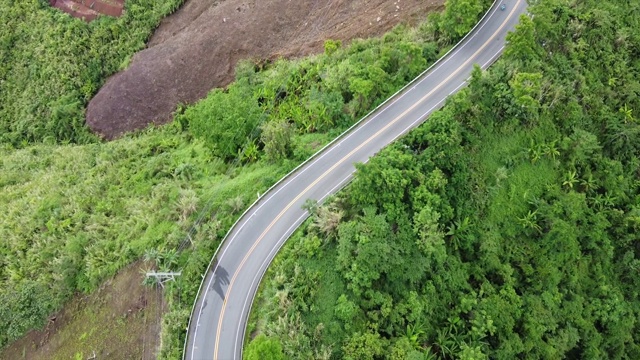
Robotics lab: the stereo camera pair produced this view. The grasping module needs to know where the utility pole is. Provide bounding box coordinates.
[145,271,181,288]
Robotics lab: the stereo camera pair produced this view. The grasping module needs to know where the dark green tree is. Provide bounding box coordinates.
[245,334,285,360]
[441,0,483,42]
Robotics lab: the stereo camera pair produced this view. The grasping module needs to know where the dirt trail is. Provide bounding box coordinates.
[50,0,124,21]
[86,0,444,139]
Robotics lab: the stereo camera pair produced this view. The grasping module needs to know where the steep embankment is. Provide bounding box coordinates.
[86,0,444,139]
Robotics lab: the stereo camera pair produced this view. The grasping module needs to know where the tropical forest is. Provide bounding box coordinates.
[247,0,640,359]
[0,0,638,359]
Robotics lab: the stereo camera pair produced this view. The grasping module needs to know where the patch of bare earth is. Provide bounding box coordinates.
[50,0,124,21]
[0,261,164,360]
[86,0,445,139]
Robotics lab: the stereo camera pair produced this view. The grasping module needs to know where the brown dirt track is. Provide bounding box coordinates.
[86,0,445,140]
[50,0,124,21]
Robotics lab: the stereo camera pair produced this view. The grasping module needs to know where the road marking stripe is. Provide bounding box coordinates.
[213,2,521,358]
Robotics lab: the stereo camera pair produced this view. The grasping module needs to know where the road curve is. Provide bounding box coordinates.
[185,1,527,359]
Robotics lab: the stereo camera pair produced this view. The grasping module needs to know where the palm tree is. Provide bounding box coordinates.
[446,217,472,250]
[226,195,245,214]
[562,170,578,190]
[543,140,560,160]
[619,103,635,123]
[159,248,178,269]
[517,210,542,234]
[434,316,462,357]
[580,174,599,194]
[494,167,508,185]
[405,322,427,350]
[311,205,344,237]
[240,140,260,163]
[301,198,318,215]
[176,189,198,222]
[528,141,543,163]
[591,192,618,211]
[592,193,605,210]
[143,248,161,264]
[423,347,438,360]
[602,192,618,207]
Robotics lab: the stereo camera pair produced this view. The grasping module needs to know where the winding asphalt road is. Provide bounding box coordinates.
[185,1,527,359]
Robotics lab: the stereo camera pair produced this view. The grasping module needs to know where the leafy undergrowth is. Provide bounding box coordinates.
[0,261,163,360]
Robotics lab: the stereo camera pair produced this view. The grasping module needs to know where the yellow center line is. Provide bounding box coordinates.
[212,2,521,358]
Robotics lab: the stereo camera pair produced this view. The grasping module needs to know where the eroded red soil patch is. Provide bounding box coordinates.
[50,0,123,21]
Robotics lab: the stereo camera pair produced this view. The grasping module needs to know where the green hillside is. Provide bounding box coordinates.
[248,0,640,359]
[0,0,484,355]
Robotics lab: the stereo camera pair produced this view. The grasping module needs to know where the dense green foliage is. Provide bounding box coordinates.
[0,0,183,146]
[248,0,640,359]
[245,334,286,360]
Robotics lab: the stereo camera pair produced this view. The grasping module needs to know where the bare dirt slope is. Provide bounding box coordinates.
[86,0,445,139]
[0,261,163,360]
